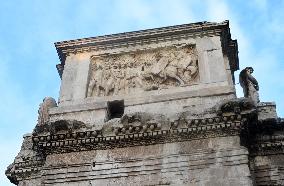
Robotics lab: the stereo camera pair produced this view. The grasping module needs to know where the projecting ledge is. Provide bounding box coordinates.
[50,84,236,115]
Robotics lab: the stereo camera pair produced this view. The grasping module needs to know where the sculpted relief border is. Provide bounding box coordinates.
[87,42,200,97]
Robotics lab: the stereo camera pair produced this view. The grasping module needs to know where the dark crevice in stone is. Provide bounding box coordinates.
[107,100,125,121]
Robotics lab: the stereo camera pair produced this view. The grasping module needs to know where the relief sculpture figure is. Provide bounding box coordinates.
[239,67,260,104]
[106,63,125,96]
[124,62,143,93]
[87,62,104,97]
[177,51,198,82]
[150,53,185,86]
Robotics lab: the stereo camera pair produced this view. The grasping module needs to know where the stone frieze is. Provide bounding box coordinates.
[87,45,198,97]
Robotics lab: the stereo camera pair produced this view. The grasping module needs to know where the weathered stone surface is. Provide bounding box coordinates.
[41,138,252,186]
[251,154,284,185]
[49,85,236,127]
[257,102,277,121]
[6,133,45,185]
[6,20,283,186]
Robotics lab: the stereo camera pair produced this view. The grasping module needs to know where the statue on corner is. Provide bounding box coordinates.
[239,67,260,104]
[37,97,57,126]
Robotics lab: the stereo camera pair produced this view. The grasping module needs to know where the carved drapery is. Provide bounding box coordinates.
[87,45,199,97]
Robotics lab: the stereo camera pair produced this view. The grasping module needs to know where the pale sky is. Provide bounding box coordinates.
[1,0,283,185]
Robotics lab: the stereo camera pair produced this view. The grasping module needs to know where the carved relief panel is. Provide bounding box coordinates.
[87,45,199,97]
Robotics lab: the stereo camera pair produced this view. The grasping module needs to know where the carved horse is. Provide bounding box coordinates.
[143,55,197,85]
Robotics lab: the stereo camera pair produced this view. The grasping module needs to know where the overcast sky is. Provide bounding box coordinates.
[1,0,283,185]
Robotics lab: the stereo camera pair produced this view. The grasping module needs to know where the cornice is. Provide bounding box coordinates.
[32,114,246,155]
[250,139,284,156]
[54,20,238,72]
[33,98,257,155]
[55,21,228,49]
[248,116,284,156]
